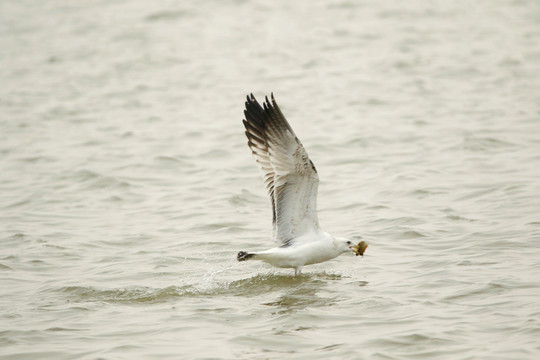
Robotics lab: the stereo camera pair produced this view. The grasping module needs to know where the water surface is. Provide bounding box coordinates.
[2,0,540,359]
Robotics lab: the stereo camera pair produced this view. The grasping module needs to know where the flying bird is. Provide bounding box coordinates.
[237,93,367,275]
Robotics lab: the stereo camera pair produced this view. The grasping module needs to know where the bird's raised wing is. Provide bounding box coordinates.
[243,93,320,246]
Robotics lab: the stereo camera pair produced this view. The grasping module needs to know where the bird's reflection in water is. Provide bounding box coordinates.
[259,272,348,314]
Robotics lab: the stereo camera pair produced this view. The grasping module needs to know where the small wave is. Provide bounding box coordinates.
[145,10,189,22]
[17,155,55,163]
[398,230,427,239]
[68,169,131,190]
[199,149,230,159]
[455,186,498,201]
[188,222,248,233]
[45,327,82,332]
[227,272,344,297]
[371,333,453,347]
[229,273,314,289]
[9,233,26,239]
[227,189,261,206]
[59,285,201,304]
[57,272,346,304]
[443,282,510,303]
[154,155,195,168]
[0,263,14,270]
[452,136,516,152]
[370,216,425,226]
[228,273,343,311]
[410,188,448,198]
[446,213,477,222]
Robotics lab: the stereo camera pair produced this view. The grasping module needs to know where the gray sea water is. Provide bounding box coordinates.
[2,0,540,359]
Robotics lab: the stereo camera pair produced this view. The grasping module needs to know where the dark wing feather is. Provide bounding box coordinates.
[243,93,320,245]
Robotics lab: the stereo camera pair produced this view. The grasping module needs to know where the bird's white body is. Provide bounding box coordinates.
[248,232,350,274]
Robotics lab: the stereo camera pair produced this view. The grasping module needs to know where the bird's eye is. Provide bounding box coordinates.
[347,241,351,245]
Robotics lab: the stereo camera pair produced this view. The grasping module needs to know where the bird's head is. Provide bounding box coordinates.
[335,237,368,256]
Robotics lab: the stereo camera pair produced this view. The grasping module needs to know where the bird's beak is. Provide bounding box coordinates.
[350,241,368,256]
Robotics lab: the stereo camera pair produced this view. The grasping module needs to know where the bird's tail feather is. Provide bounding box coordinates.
[237,251,255,261]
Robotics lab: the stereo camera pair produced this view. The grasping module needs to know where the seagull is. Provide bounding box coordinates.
[237,93,367,275]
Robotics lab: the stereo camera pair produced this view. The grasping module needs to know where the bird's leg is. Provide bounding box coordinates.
[294,266,303,276]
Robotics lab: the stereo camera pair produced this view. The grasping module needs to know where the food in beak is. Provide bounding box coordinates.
[351,241,368,256]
